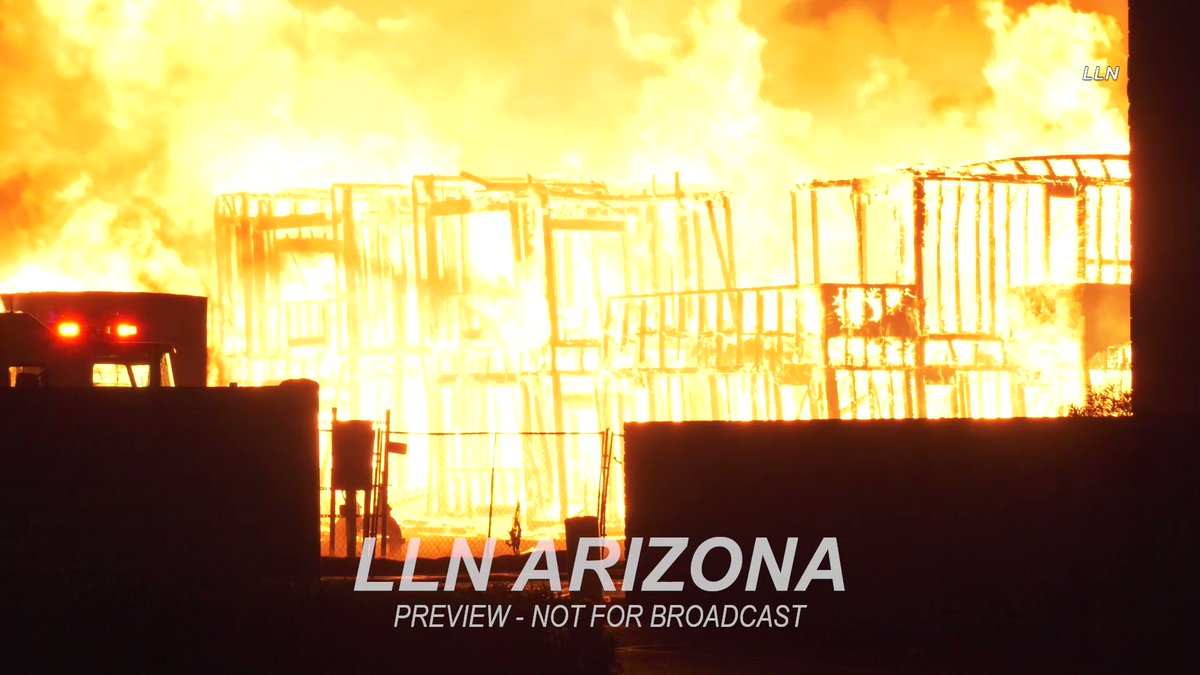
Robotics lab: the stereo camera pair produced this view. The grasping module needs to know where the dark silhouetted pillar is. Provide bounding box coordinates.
[1130,3,1200,418]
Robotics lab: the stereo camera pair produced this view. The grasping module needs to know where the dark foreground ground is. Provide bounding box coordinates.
[610,627,1106,675]
[7,572,1157,675]
[8,578,617,674]
[329,551,1153,674]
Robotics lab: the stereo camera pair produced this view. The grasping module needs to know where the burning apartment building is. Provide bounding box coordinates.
[787,153,1131,420]
[212,153,1130,539]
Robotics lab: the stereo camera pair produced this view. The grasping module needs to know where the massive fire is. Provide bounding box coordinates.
[2,0,1129,546]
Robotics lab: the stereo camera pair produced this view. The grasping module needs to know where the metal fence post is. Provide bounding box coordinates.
[487,432,498,539]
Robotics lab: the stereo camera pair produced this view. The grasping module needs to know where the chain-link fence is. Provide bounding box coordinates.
[319,424,624,560]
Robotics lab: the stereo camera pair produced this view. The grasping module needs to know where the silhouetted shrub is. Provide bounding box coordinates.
[1067,384,1133,417]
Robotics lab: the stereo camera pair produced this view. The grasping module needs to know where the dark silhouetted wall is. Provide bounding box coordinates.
[623,419,1142,639]
[0,384,319,584]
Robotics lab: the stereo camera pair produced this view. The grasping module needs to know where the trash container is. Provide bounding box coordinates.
[564,516,603,600]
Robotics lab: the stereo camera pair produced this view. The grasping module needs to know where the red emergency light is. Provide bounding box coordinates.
[115,323,139,338]
[57,321,82,339]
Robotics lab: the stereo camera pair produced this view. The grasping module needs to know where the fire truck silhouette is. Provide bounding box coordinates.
[0,292,206,388]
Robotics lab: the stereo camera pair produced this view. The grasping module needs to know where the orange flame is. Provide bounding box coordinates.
[1,0,1131,549]
[2,1,1128,297]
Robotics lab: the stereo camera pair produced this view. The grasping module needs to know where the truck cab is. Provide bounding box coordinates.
[83,342,176,388]
[1,311,176,388]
